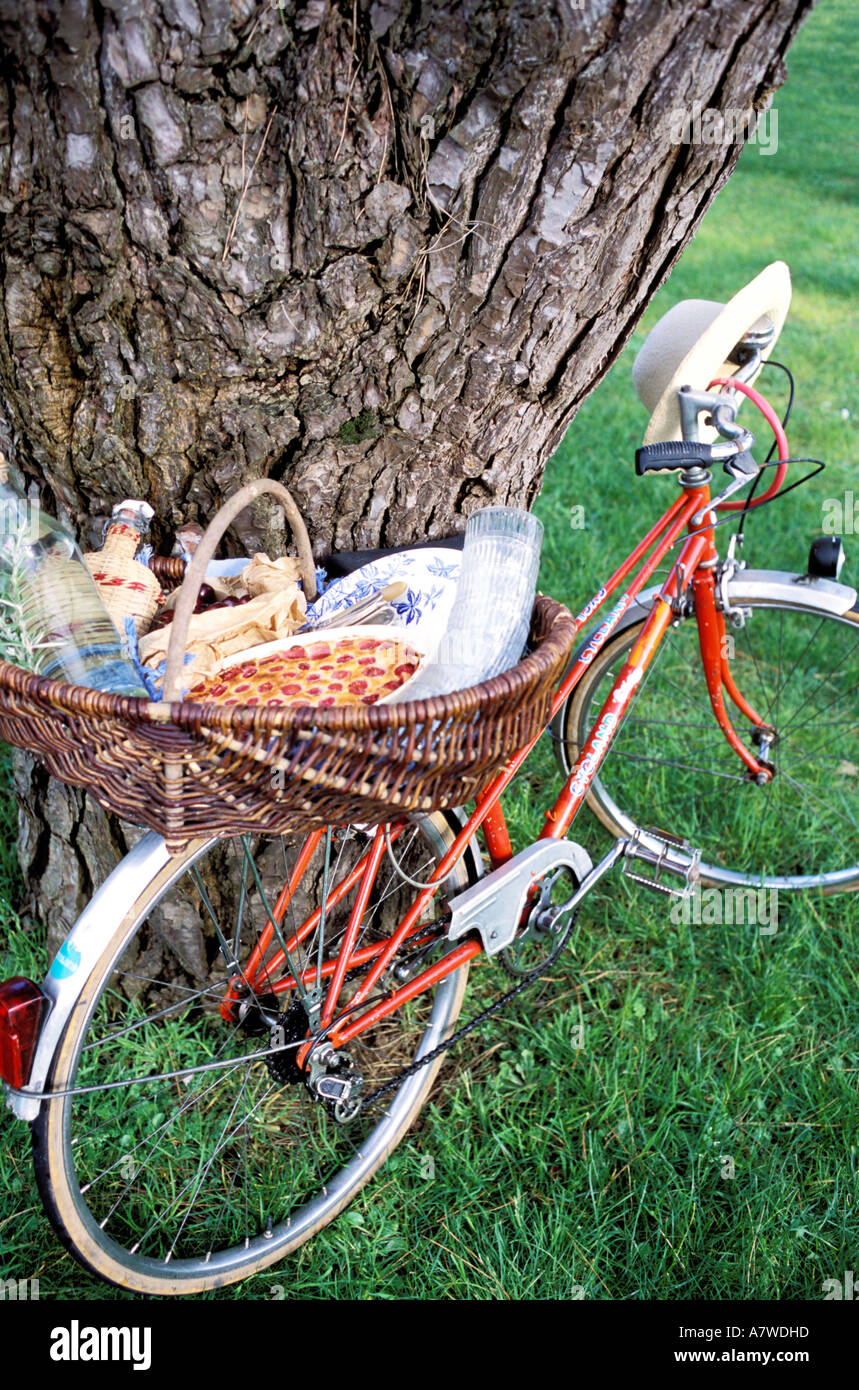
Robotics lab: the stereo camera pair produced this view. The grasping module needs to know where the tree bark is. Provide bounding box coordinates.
[0,0,812,941]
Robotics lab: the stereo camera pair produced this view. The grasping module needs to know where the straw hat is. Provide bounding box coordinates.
[632,262,792,445]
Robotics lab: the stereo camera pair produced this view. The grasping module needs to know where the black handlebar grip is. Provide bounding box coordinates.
[635,440,718,475]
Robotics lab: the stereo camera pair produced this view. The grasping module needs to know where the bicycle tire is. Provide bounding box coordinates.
[554,577,859,891]
[32,814,475,1294]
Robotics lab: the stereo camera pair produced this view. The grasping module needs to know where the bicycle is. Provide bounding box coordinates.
[1,268,857,1294]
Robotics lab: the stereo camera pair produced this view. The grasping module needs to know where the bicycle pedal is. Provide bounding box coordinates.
[621,827,700,899]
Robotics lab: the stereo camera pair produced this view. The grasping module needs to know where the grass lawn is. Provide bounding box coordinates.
[0,0,856,1299]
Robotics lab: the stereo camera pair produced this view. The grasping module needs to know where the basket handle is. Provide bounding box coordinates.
[162,479,317,703]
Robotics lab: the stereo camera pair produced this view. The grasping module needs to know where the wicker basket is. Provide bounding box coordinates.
[0,481,576,850]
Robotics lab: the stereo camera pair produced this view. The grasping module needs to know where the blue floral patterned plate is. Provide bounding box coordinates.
[306,548,461,656]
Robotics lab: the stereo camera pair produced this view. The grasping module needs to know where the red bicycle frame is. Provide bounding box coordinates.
[225,427,783,1060]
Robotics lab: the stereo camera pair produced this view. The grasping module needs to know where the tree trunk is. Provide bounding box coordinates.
[0,0,811,941]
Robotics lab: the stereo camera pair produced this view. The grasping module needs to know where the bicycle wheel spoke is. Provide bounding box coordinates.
[753,615,824,722]
[232,841,252,961]
[70,1021,248,1146]
[738,609,788,720]
[778,767,859,841]
[83,1059,248,1204]
[191,863,248,985]
[82,981,227,1049]
[133,1071,270,1258]
[47,818,471,1288]
[742,762,777,881]
[604,748,747,782]
[778,664,858,739]
[573,598,859,886]
[240,834,308,999]
[313,827,338,994]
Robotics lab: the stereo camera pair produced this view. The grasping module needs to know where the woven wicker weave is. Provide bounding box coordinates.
[0,483,576,850]
[84,520,162,635]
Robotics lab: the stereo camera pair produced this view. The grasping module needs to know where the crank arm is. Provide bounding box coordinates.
[548,839,629,918]
[446,840,593,956]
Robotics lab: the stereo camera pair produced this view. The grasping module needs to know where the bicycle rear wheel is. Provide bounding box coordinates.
[555,580,859,891]
[33,815,475,1294]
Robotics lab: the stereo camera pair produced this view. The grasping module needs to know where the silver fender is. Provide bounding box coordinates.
[721,568,857,614]
[5,832,173,1122]
[6,809,484,1124]
[551,568,859,750]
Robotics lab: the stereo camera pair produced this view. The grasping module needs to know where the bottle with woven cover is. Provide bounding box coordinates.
[84,499,161,637]
[0,456,147,695]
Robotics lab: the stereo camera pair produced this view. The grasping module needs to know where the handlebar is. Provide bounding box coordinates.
[636,375,790,518]
[707,377,789,510]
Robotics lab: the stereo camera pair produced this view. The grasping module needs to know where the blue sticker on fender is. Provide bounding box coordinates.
[50,941,82,980]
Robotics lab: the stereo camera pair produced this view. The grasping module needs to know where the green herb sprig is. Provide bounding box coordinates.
[0,529,61,672]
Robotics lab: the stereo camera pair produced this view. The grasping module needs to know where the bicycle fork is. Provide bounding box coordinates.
[547,486,774,854]
[691,560,775,785]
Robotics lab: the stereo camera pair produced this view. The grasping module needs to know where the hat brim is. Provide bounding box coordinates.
[634,262,792,445]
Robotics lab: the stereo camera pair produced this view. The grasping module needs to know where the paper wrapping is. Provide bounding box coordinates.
[139,554,307,683]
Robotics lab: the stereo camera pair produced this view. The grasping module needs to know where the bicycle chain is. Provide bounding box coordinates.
[354,935,567,1117]
[297,897,573,1119]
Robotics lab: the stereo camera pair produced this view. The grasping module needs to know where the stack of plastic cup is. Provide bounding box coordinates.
[397,506,543,701]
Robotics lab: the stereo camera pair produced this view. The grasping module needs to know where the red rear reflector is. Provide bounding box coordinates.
[0,977,46,1090]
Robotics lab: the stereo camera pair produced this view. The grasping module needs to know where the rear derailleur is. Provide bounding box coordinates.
[305,1041,364,1123]
[237,990,363,1121]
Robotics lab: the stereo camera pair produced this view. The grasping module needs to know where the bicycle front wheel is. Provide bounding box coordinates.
[555,578,859,891]
[33,815,474,1294]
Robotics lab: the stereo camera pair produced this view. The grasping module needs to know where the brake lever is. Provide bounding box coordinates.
[724,447,758,477]
[692,452,763,525]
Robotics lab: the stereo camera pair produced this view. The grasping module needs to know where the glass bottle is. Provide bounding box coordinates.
[0,456,147,695]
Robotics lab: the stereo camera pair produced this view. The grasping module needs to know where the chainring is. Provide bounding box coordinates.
[499,865,580,978]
